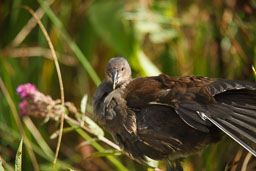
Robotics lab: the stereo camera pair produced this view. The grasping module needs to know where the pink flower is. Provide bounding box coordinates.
[16,83,61,117]
[19,101,28,116]
[16,83,37,98]
[16,83,76,120]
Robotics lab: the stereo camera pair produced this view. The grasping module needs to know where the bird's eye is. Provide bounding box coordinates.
[121,67,124,71]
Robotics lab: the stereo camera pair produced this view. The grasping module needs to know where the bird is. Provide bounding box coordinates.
[92,57,256,167]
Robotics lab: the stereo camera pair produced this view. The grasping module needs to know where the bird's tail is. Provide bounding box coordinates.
[205,89,256,157]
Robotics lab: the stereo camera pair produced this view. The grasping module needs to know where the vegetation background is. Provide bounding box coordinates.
[0,0,256,170]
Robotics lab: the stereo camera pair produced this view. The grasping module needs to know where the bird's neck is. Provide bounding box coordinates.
[117,77,133,90]
[121,78,133,89]
[106,77,132,90]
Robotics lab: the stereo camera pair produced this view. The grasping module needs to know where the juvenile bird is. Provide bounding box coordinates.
[92,57,256,166]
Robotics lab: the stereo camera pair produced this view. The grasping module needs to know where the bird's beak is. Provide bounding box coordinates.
[112,69,118,90]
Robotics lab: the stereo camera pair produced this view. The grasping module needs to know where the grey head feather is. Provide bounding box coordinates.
[105,57,132,89]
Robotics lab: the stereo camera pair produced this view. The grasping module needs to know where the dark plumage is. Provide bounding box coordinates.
[92,57,256,165]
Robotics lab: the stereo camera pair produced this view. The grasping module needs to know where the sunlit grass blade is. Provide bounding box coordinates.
[87,150,123,159]
[15,137,23,171]
[0,158,5,171]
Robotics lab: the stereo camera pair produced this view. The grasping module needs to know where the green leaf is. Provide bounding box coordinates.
[80,94,103,137]
[80,94,88,114]
[0,158,5,171]
[145,156,159,168]
[15,137,23,171]
[66,168,75,171]
[50,127,77,139]
[77,138,98,148]
[87,150,122,159]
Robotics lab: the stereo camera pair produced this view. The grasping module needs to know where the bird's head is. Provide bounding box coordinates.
[105,57,132,90]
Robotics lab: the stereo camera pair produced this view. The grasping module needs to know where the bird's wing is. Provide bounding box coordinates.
[125,75,256,156]
[125,75,216,132]
[173,78,256,157]
[203,80,256,157]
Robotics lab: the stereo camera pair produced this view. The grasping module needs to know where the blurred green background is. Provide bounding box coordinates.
[0,0,256,170]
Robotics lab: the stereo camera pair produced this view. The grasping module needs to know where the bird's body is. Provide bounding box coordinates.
[92,57,256,164]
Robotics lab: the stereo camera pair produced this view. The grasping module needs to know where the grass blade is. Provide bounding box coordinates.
[0,158,5,171]
[15,137,23,171]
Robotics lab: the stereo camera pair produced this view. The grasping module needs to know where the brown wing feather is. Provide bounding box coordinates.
[124,75,215,131]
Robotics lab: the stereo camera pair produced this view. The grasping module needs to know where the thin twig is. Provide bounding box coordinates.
[241,152,252,171]
[21,6,65,166]
[0,77,40,171]
[230,149,242,171]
